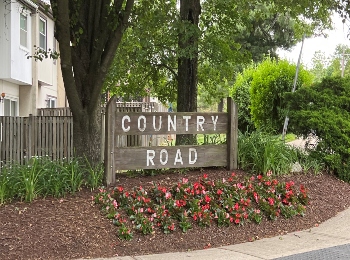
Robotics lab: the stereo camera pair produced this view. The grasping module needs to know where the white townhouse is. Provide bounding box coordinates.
[0,0,66,116]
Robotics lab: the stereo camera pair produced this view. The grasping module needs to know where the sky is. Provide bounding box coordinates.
[278,13,349,68]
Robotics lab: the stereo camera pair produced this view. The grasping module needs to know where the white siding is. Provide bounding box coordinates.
[0,2,32,85]
[0,0,65,115]
[0,1,11,80]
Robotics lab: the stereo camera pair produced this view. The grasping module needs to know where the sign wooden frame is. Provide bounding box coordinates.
[105,97,238,184]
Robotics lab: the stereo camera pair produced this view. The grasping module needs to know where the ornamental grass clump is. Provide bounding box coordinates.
[0,156,104,205]
[94,172,309,240]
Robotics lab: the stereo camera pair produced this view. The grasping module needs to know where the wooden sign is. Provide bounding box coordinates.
[105,97,238,184]
[114,113,227,135]
[114,145,227,170]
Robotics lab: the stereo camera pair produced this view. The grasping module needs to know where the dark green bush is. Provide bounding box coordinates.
[285,76,350,181]
[230,65,256,133]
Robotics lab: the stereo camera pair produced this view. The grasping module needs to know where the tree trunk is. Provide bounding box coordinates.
[218,98,224,112]
[176,0,201,145]
[72,106,102,165]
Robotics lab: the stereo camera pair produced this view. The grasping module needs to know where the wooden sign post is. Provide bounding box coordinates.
[105,97,238,185]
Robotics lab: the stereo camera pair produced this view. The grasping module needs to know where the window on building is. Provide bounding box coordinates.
[20,14,27,47]
[39,18,47,50]
[46,96,56,108]
[4,99,18,116]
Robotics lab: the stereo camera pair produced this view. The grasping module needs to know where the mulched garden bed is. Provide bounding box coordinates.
[1,168,350,260]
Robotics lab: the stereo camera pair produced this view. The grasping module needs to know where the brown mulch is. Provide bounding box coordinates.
[1,168,350,260]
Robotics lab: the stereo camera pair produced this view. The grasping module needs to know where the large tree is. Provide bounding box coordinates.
[49,0,134,165]
[176,0,201,144]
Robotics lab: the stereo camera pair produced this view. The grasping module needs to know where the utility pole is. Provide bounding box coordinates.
[281,34,305,142]
[341,50,350,77]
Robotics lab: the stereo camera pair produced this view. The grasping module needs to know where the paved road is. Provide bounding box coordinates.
[274,243,350,260]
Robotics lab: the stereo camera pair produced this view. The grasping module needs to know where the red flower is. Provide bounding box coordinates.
[268,197,275,206]
[158,186,167,193]
[201,204,210,211]
[217,189,223,196]
[175,200,186,207]
[142,197,151,203]
[237,183,244,189]
[117,186,124,192]
[286,181,295,190]
[234,218,240,224]
[257,174,263,180]
[168,223,175,231]
[234,203,239,210]
[203,173,208,179]
[253,192,259,203]
[204,195,211,203]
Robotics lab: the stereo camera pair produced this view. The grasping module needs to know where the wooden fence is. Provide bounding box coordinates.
[37,107,72,116]
[0,115,73,164]
[0,102,168,164]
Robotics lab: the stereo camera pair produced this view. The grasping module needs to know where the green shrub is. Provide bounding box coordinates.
[285,76,350,181]
[249,58,312,133]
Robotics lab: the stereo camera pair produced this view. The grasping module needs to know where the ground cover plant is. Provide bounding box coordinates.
[94,171,308,241]
[0,156,103,205]
[237,131,322,175]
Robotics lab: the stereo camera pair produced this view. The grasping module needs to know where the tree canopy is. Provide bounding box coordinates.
[104,0,336,107]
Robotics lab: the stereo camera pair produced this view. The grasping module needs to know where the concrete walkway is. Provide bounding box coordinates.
[87,206,350,260]
[287,136,318,150]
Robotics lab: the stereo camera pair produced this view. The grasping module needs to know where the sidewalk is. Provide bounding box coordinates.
[88,206,350,260]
